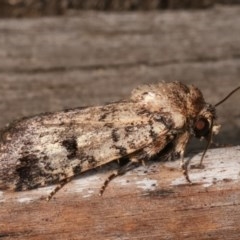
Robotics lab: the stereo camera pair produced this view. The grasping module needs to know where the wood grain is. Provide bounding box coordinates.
[1,146,240,239]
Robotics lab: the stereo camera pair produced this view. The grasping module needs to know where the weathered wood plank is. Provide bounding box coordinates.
[0,6,239,147]
[0,146,240,239]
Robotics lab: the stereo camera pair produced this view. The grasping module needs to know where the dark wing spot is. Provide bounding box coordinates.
[73,165,82,175]
[15,154,42,191]
[87,156,97,168]
[114,146,128,156]
[112,129,120,142]
[62,137,78,159]
[99,112,108,121]
[124,126,135,137]
[104,123,114,128]
[77,148,97,168]
[125,126,134,132]
[148,120,159,141]
[153,113,174,129]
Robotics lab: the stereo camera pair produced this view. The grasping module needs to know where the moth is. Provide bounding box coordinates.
[0,82,239,200]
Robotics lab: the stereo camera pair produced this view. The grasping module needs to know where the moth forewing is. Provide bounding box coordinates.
[0,98,170,195]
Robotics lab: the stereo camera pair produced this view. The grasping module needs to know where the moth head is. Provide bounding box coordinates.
[196,86,240,166]
[193,104,218,140]
[194,85,240,141]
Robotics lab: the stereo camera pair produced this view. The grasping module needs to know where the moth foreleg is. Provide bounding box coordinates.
[180,153,191,183]
[99,160,140,196]
[46,177,73,201]
[174,132,191,183]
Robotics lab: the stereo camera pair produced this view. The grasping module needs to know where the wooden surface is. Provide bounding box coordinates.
[0,5,240,240]
[1,146,240,239]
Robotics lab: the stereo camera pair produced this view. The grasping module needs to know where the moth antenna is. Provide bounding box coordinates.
[215,86,240,107]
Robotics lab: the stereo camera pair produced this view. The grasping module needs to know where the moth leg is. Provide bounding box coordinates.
[99,161,140,196]
[46,177,73,201]
[180,153,191,183]
[175,132,191,183]
[140,159,146,166]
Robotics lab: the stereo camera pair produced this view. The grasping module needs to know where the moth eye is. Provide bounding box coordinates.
[194,118,210,138]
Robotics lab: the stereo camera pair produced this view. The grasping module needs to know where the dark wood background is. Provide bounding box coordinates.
[1,0,240,17]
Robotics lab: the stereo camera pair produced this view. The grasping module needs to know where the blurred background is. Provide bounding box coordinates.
[0,0,240,17]
[0,0,239,151]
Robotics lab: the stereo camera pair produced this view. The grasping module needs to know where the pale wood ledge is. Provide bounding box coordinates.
[0,146,240,240]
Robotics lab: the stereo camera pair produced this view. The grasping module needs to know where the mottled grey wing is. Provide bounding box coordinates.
[0,101,170,191]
